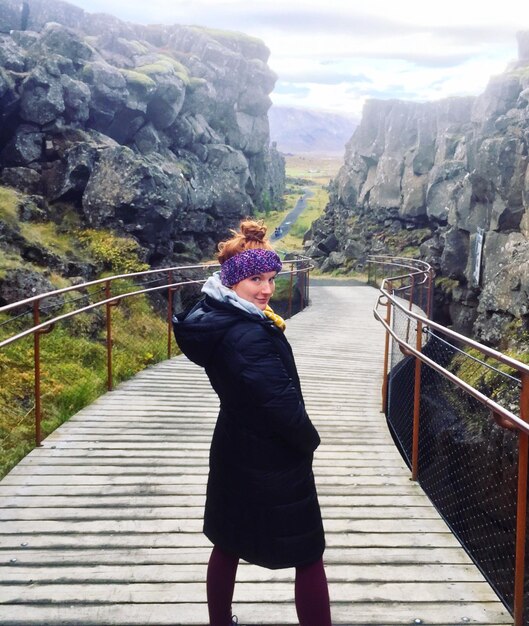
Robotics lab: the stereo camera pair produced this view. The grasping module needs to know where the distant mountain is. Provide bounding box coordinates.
[268,106,359,156]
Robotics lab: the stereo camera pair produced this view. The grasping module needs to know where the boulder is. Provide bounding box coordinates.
[1,124,44,165]
[0,268,65,312]
[1,167,43,194]
[146,79,186,130]
[82,61,128,131]
[0,35,26,71]
[61,74,91,123]
[20,64,65,125]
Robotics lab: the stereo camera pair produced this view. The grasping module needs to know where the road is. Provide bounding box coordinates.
[271,188,314,240]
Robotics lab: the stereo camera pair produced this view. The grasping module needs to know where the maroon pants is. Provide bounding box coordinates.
[206,545,332,626]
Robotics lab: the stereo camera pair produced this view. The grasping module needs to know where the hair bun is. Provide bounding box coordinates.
[217,218,274,264]
[240,219,267,243]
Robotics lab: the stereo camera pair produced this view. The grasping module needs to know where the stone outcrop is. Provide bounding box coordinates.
[0,0,285,267]
[307,32,529,346]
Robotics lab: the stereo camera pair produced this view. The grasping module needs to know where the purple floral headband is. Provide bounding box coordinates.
[220,248,282,287]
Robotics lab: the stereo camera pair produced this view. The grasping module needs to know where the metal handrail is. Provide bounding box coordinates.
[371,255,529,626]
[1,255,313,451]
[0,263,309,350]
[0,257,311,315]
[373,305,529,435]
[375,287,529,378]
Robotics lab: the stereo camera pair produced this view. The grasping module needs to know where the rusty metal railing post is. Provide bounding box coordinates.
[287,262,294,318]
[33,300,42,447]
[411,319,423,481]
[167,270,173,359]
[381,283,392,414]
[105,280,113,391]
[514,372,529,626]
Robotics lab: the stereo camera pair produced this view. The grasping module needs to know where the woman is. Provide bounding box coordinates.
[173,220,331,626]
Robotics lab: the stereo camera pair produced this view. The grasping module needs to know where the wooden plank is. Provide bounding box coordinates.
[0,563,489,584]
[0,531,463,550]
[0,506,442,521]
[0,494,432,508]
[0,581,508,603]
[0,546,479,566]
[0,602,512,625]
[0,518,454,534]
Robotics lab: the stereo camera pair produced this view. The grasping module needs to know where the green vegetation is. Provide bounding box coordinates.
[0,285,171,478]
[188,76,208,90]
[77,229,149,274]
[435,276,460,294]
[374,227,432,259]
[136,55,190,85]
[0,187,19,227]
[279,187,329,252]
[19,222,78,257]
[448,345,529,426]
[191,25,263,47]
[120,68,157,91]
[0,188,178,479]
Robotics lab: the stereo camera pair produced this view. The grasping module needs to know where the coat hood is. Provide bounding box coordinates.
[173,274,266,368]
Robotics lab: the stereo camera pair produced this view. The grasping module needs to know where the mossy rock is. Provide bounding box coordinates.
[136,55,190,85]
[120,68,156,90]
[191,25,262,48]
[188,76,208,91]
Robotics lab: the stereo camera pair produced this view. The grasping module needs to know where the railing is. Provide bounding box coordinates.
[370,255,529,626]
[0,256,311,472]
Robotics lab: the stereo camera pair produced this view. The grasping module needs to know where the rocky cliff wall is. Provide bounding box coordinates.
[0,0,285,267]
[307,32,529,347]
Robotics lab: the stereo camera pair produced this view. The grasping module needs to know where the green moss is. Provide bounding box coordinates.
[435,276,459,293]
[0,249,25,280]
[19,222,78,256]
[77,229,149,274]
[273,275,292,300]
[136,55,190,85]
[0,186,20,227]
[188,76,208,90]
[121,39,149,55]
[378,227,431,255]
[120,68,156,90]
[190,25,262,47]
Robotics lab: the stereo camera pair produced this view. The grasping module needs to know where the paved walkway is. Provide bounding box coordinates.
[0,286,512,625]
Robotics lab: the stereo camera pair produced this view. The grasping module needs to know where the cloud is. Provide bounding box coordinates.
[275,70,372,86]
[68,0,529,114]
[273,83,311,97]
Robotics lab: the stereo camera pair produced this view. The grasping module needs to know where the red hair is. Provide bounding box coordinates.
[217,219,275,265]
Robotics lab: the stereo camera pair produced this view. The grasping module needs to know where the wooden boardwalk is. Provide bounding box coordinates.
[0,285,512,625]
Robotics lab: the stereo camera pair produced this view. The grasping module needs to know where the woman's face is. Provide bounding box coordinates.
[232,271,277,310]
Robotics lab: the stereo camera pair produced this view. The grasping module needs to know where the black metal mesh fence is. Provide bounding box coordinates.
[386,305,523,615]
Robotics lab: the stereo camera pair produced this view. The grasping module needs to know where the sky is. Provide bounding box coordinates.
[69,0,529,117]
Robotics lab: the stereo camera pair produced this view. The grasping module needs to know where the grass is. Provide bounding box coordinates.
[0,187,19,227]
[0,285,175,479]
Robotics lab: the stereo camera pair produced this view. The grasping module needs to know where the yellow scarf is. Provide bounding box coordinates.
[264,305,286,332]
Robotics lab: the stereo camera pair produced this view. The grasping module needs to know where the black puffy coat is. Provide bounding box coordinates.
[173,295,325,569]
